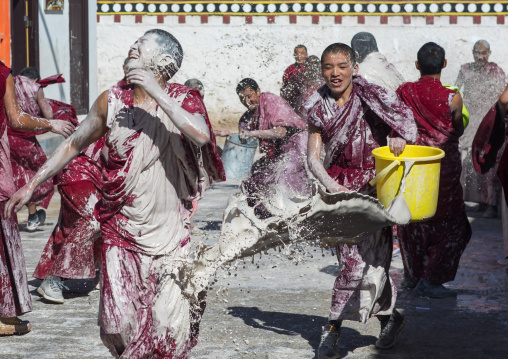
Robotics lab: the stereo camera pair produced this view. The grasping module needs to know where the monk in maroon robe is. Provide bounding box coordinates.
[397,42,472,298]
[281,55,324,118]
[282,44,308,87]
[0,61,73,335]
[305,43,417,359]
[472,87,508,259]
[33,137,104,304]
[9,67,57,230]
[236,78,311,218]
[6,30,224,358]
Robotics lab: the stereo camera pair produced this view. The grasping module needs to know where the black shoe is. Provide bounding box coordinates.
[401,277,417,289]
[36,209,46,225]
[375,310,406,349]
[414,279,457,298]
[483,205,497,218]
[26,212,40,231]
[318,325,341,359]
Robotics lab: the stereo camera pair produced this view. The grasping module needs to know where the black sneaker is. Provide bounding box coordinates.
[26,212,40,231]
[414,279,457,298]
[375,310,406,349]
[318,325,341,359]
[36,209,46,225]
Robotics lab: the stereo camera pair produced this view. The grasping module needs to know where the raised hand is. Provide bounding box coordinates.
[125,68,164,100]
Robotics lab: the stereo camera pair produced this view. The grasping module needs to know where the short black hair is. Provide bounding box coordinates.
[144,29,183,79]
[417,42,445,76]
[236,78,259,94]
[351,32,378,62]
[295,44,307,53]
[20,67,40,81]
[321,43,356,66]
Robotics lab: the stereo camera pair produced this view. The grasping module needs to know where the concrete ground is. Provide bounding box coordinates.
[2,181,507,359]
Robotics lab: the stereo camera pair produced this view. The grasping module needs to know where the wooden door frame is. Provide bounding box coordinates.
[69,0,89,114]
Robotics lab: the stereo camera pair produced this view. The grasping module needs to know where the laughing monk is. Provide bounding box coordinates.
[6,29,224,357]
[304,43,417,358]
[397,42,472,298]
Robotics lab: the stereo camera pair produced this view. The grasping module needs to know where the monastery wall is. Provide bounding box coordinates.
[96,2,508,127]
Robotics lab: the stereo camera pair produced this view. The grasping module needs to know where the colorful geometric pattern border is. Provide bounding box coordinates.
[97,1,508,16]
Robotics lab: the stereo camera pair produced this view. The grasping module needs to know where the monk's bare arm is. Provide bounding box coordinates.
[451,92,465,136]
[307,125,349,193]
[37,87,54,119]
[5,91,109,217]
[126,69,210,147]
[4,74,73,137]
[240,127,287,140]
[498,84,508,121]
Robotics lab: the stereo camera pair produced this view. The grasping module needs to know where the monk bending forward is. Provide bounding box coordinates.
[6,29,224,358]
[304,43,417,359]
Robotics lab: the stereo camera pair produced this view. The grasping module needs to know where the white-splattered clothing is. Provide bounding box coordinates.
[96,80,224,358]
[456,61,506,205]
[305,76,417,323]
[0,61,32,317]
[357,52,405,92]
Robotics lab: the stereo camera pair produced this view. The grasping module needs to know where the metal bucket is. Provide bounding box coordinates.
[221,134,258,180]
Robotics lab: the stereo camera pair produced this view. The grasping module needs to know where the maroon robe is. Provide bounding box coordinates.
[97,80,224,358]
[281,71,324,119]
[33,139,104,280]
[239,92,310,217]
[305,76,417,322]
[8,75,54,208]
[397,76,472,285]
[472,102,508,203]
[0,61,32,318]
[282,63,305,87]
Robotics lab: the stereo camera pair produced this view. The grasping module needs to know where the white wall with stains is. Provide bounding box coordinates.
[97,15,508,127]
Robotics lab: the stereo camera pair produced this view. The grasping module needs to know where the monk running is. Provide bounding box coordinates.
[304,43,417,358]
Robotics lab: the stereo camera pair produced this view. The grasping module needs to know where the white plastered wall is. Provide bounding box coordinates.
[97,15,508,127]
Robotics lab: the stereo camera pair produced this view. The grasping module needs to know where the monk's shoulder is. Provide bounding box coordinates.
[0,61,11,79]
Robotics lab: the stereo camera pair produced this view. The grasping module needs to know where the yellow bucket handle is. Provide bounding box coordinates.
[369,159,400,186]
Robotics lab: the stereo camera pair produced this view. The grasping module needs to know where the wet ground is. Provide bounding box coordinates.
[2,182,507,358]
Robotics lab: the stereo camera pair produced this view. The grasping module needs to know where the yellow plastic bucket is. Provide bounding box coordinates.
[371,145,445,222]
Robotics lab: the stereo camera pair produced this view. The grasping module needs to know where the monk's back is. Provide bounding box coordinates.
[398,77,457,149]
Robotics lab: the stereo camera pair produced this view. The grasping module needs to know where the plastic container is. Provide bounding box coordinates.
[371,145,445,222]
[221,134,258,180]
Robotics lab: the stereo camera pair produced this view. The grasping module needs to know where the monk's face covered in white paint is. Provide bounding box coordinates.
[125,33,167,76]
[321,52,358,99]
[238,87,261,111]
[473,44,490,68]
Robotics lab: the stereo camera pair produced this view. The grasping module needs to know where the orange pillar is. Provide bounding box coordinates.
[0,0,10,67]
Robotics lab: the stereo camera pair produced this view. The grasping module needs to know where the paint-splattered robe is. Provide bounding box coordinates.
[357,52,405,92]
[33,138,104,280]
[305,76,417,322]
[473,102,508,258]
[96,80,224,358]
[239,92,311,218]
[7,75,54,208]
[456,62,506,205]
[397,76,472,285]
[0,61,32,318]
